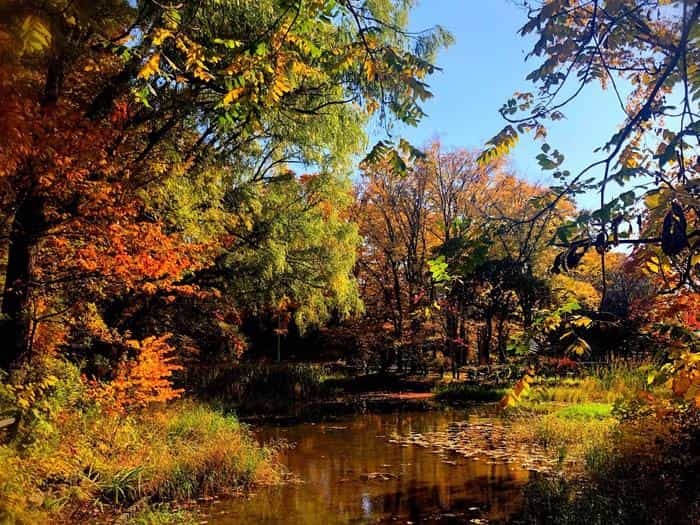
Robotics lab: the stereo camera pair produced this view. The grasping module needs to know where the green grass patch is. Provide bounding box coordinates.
[555,402,613,420]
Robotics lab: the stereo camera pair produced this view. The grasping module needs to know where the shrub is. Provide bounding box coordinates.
[0,358,281,524]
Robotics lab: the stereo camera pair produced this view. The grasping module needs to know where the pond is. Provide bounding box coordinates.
[203,409,534,524]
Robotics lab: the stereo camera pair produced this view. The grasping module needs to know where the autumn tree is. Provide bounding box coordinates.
[356,155,437,340]
[431,169,569,366]
[356,140,568,369]
[0,0,450,372]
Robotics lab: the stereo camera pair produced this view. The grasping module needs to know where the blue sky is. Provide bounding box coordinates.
[383,0,634,210]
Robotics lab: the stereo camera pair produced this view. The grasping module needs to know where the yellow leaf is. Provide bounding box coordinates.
[20,15,52,54]
[363,58,376,81]
[500,392,516,408]
[223,87,245,105]
[193,65,214,82]
[645,260,660,274]
[152,28,173,46]
[571,315,592,328]
[644,191,662,210]
[567,337,591,356]
[138,52,161,79]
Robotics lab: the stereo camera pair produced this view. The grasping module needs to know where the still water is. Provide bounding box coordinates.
[205,410,531,524]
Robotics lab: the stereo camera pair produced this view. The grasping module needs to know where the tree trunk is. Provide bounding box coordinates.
[1,194,46,369]
[478,317,492,365]
[1,46,63,369]
[497,317,508,363]
[445,308,458,378]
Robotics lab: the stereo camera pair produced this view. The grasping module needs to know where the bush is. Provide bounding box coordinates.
[433,382,507,403]
[0,358,281,524]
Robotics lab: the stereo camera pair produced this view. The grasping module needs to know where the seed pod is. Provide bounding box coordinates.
[661,203,688,256]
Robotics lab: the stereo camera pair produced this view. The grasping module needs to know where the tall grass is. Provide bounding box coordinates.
[0,358,281,524]
[524,360,655,406]
[510,361,700,524]
[517,412,700,524]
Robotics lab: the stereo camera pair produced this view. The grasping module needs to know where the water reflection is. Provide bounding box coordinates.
[204,411,530,524]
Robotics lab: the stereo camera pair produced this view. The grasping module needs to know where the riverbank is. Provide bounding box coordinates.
[5,358,696,524]
[209,361,522,423]
[0,359,282,524]
[375,361,700,524]
[502,366,700,524]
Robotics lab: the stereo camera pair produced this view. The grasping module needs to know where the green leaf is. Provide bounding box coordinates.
[619,190,635,207]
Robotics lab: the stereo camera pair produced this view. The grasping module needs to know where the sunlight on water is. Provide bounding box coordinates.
[203,410,532,524]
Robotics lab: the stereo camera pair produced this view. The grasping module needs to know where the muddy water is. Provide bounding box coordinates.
[205,410,532,524]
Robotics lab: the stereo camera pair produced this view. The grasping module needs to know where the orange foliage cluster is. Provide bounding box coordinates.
[0,28,211,405]
[112,335,184,410]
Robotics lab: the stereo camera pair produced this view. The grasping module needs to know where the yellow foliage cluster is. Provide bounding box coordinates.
[501,367,536,408]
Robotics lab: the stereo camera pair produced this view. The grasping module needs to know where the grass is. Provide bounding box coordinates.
[555,402,613,420]
[527,413,616,458]
[502,364,644,474]
[511,361,659,413]
[124,505,197,525]
[517,412,700,524]
[506,361,700,524]
[0,358,282,524]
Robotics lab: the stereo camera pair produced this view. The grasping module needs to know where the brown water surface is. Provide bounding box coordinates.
[204,410,531,524]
